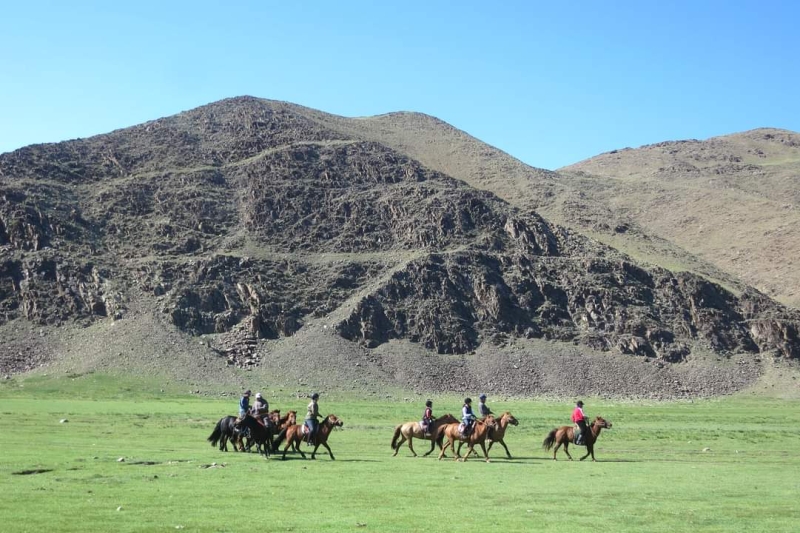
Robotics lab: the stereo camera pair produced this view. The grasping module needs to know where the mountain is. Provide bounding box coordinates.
[1,97,798,398]
[559,128,800,308]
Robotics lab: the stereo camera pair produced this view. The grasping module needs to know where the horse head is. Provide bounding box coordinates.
[437,413,459,425]
[501,412,519,426]
[325,414,344,428]
[593,416,612,429]
[483,414,497,429]
[286,410,297,425]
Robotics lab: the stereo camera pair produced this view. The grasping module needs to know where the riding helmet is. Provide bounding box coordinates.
[479,394,487,400]
[255,392,262,399]
[464,397,472,404]
[425,400,432,407]
[311,392,320,400]
[576,400,584,407]
[244,390,251,396]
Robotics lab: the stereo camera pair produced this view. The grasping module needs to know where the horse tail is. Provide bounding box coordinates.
[542,429,557,451]
[390,425,403,450]
[272,428,287,452]
[208,419,223,447]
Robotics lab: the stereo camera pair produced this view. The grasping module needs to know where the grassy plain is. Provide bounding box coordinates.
[1,373,799,533]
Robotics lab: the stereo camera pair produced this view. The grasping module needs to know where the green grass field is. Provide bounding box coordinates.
[1,373,799,532]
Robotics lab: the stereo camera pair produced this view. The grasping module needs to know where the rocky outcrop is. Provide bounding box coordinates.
[1,96,799,383]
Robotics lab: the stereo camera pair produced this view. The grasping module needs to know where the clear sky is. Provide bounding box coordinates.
[1,1,798,170]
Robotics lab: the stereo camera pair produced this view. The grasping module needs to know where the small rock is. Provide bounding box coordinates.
[117,457,125,462]
[4,375,10,380]
[117,506,123,511]
[59,419,68,423]
[702,447,711,452]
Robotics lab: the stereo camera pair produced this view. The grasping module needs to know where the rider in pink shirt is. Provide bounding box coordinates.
[572,400,588,445]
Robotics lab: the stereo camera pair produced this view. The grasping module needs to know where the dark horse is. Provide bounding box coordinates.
[207,416,241,452]
[272,414,344,460]
[390,413,459,457]
[236,414,275,458]
[542,416,612,461]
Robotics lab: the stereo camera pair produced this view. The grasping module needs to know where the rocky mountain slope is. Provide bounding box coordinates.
[560,129,800,307]
[1,97,798,396]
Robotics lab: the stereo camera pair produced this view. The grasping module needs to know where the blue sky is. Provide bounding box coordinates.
[1,1,798,169]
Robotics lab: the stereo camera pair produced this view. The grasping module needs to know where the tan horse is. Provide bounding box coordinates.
[467,411,519,459]
[438,415,497,462]
[273,414,344,460]
[390,413,459,457]
[542,416,612,461]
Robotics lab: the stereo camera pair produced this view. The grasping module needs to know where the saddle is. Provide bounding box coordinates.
[458,423,473,438]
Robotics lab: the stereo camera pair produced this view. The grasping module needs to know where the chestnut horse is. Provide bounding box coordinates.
[467,411,519,459]
[273,414,344,460]
[438,415,496,462]
[390,413,459,457]
[542,416,612,461]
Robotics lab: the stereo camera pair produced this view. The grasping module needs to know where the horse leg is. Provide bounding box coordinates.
[580,443,593,462]
[320,441,335,460]
[438,438,451,460]
[392,435,407,457]
[455,441,464,461]
[498,439,512,459]
[422,436,436,457]
[552,441,562,460]
[563,442,574,461]
[220,435,227,452]
[311,442,320,460]
[479,442,490,463]
[407,437,417,457]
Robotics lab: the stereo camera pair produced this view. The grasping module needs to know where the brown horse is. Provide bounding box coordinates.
[390,413,459,457]
[273,414,344,460]
[542,416,612,461]
[467,411,519,459]
[438,415,497,462]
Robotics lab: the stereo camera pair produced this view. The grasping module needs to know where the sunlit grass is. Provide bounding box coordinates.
[1,374,799,532]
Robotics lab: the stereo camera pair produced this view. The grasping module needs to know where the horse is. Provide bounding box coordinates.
[272,414,344,460]
[207,416,240,452]
[467,411,519,459]
[236,414,275,458]
[542,416,612,461]
[438,415,497,462]
[390,413,459,457]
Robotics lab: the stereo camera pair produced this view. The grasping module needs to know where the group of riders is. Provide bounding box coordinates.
[422,395,590,444]
[237,389,322,445]
[236,389,591,446]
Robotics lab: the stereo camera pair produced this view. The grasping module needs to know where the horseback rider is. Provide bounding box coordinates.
[462,398,476,436]
[477,393,492,418]
[304,393,321,445]
[238,390,251,422]
[253,392,269,423]
[572,400,589,445]
[421,400,434,437]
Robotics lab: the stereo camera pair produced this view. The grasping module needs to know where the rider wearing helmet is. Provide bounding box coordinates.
[572,400,588,445]
[462,398,476,436]
[477,393,493,418]
[304,392,321,445]
[421,400,434,437]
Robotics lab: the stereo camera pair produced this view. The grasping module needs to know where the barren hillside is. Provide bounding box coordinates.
[1,97,798,397]
[560,129,800,307]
